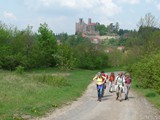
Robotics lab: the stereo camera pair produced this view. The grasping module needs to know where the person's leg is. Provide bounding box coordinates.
[124,85,128,100]
[109,81,111,92]
[115,85,119,100]
[99,85,103,101]
[102,84,104,97]
[97,85,100,101]
[119,87,123,102]
[126,85,131,99]
[110,81,113,92]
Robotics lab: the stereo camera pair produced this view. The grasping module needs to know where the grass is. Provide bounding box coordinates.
[1,68,124,120]
[132,78,160,110]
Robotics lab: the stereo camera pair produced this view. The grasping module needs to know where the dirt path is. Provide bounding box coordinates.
[32,72,160,120]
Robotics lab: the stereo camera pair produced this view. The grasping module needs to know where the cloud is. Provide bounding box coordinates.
[117,0,140,4]
[97,0,122,16]
[59,0,77,8]
[69,0,122,16]
[3,11,16,20]
[156,3,160,11]
[24,0,121,17]
[145,0,154,3]
[40,0,52,6]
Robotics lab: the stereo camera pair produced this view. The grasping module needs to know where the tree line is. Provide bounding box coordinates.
[0,22,108,71]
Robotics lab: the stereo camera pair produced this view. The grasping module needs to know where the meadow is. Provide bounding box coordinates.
[0,68,99,120]
[0,67,159,120]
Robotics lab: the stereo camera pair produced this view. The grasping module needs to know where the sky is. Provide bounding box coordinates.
[0,0,160,35]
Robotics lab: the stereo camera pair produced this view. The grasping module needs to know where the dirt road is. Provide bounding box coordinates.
[33,72,160,120]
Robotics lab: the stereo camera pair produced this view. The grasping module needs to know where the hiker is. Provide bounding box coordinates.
[109,72,115,93]
[124,73,132,100]
[93,72,106,102]
[115,72,125,102]
[100,71,108,97]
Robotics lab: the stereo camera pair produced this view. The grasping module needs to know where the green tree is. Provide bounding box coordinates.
[75,42,108,69]
[54,44,77,70]
[137,12,158,28]
[95,23,108,35]
[56,32,68,43]
[37,23,57,67]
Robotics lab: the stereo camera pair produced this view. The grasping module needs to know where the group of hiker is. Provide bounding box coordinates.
[93,71,132,102]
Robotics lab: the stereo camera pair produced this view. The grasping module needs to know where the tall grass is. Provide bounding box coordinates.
[0,69,97,120]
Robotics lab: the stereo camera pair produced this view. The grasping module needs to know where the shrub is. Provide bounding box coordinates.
[130,52,160,94]
[54,44,77,70]
[33,74,69,87]
[15,65,25,74]
[75,42,109,69]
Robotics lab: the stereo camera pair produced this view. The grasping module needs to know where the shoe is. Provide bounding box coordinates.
[116,96,118,100]
[120,99,122,102]
[125,95,128,100]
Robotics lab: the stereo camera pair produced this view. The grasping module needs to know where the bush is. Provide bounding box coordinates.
[130,52,160,94]
[75,42,109,69]
[54,44,77,70]
[33,74,69,87]
[15,65,25,74]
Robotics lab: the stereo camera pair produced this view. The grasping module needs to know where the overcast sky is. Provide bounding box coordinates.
[0,0,160,35]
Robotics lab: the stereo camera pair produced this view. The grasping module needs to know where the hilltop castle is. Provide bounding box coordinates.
[75,18,99,36]
[75,18,120,44]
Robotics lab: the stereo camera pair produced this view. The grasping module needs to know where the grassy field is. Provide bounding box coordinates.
[0,67,124,120]
[2,66,159,120]
[132,78,160,110]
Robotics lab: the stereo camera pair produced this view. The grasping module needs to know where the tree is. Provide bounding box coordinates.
[115,22,119,33]
[54,44,77,70]
[37,23,57,67]
[56,32,68,43]
[95,23,108,35]
[137,12,158,28]
[75,42,108,69]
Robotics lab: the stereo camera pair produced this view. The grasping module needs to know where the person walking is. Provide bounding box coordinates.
[124,73,132,100]
[109,72,115,93]
[93,72,106,102]
[100,71,108,97]
[115,72,125,102]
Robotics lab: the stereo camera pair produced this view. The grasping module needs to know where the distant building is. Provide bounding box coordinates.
[75,18,99,35]
[75,18,120,44]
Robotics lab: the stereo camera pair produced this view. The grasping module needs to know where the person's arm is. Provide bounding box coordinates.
[93,75,98,81]
[122,76,125,86]
[114,76,118,85]
[130,77,132,83]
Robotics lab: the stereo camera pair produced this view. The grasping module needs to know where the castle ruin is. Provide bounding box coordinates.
[75,18,99,36]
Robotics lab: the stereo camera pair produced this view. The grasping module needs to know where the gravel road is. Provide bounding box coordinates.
[33,72,160,120]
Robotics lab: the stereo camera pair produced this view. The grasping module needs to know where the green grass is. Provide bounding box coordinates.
[0,69,92,120]
[0,67,125,120]
[132,78,160,110]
